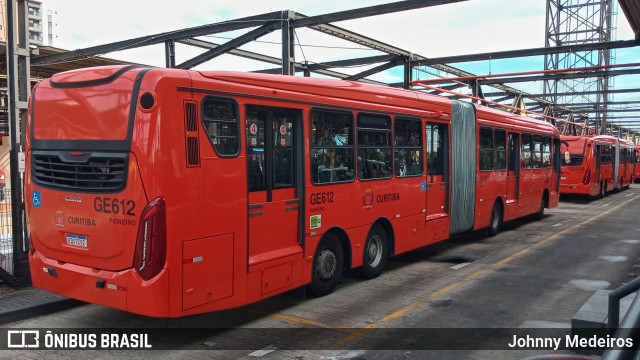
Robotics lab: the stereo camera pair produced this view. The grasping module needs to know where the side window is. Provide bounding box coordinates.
[272,109,295,189]
[601,146,610,165]
[246,107,266,192]
[426,123,447,178]
[310,110,355,184]
[508,133,518,171]
[522,133,533,169]
[394,118,423,177]
[480,127,493,171]
[358,114,392,180]
[495,129,506,171]
[542,137,552,168]
[533,135,543,168]
[202,98,239,157]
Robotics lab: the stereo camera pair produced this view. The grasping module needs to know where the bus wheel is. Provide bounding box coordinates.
[598,182,605,199]
[486,202,502,237]
[360,224,388,279]
[533,195,546,220]
[309,233,344,297]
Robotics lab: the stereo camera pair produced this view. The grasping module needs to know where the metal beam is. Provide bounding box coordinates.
[252,55,395,74]
[412,40,638,65]
[560,108,640,113]
[177,38,387,84]
[32,11,284,65]
[176,21,278,69]
[476,68,640,85]
[527,100,640,107]
[290,0,467,28]
[483,87,640,98]
[5,0,29,286]
[343,57,403,81]
[281,11,295,75]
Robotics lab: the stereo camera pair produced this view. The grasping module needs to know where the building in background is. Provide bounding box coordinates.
[0,0,53,46]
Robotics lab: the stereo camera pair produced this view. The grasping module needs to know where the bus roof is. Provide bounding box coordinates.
[198,71,558,134]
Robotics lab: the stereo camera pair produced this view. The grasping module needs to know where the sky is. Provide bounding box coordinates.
[43,0,639,130]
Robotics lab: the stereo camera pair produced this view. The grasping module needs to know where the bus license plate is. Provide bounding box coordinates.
[66,234,88,248]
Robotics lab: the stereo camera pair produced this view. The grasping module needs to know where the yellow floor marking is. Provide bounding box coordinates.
[431,194,640,300]
[465,269,488,280]
[336,301,422,344]
[243,308,347,330]
[429,282,462,299]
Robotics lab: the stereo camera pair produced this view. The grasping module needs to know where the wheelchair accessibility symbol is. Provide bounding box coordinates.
[32,191,41,208]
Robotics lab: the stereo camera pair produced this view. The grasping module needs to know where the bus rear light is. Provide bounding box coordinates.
[133,197,166,281]
[582,168,591,185]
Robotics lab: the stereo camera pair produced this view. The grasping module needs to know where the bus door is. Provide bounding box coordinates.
[425,123,449,241]
[246,105,304,268]
[595,144,602,188]
[506,132,520,219]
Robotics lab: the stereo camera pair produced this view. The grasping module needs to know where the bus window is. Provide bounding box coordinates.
[426,123,447,179]
[542,137,552,168]
[246,107,267,192]
[479,127,493,171]
[508,133,519,171]
[358,113,392,180]
[394,118,423,177]
[246,106,299,192]
[272,109,295,189]
[533,135,543,168]
[522,133,533,169]
[601,146,611,165]
[310,110,355,184]
[495,129,506,171]
[202,97,239,156]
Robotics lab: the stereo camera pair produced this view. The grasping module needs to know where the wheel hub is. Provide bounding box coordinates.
[367,235,383,267]
[316,248,337,280]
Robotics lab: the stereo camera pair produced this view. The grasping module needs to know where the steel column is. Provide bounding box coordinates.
[4,0,30,286]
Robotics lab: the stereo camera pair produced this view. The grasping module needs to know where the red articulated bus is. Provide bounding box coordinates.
[560,135,636,198]
[635,145,640,183]
[26,66,560,317]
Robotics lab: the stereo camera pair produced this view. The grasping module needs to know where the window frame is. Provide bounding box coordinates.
[494,128,507,171]
[479,126,494,172]
[394,117,423,178]
[201,96,241,158]
[357,112,393,181]
[309,107,356,186]
[521,133,533,170]
[425,122,448,181]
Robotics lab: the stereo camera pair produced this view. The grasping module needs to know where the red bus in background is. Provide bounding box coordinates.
[635,146,640,183]
[560,135,636,198]
[26,66,560,317]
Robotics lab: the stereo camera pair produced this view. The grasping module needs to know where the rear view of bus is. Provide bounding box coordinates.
[26,65,186,317]
[559,135,601,198]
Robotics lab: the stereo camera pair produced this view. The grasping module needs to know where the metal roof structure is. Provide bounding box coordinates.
[7,0,640,136]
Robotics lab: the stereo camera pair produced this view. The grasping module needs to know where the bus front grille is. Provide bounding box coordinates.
[31,151,128,192]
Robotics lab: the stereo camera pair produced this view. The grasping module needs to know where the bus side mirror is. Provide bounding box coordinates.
[564,151,571,164]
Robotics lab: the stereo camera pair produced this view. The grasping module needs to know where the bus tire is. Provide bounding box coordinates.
[486,202,502,237]
[309,233,344,297]
[360,224,388,279]
[598,182,605,199]
[533,194,546,220]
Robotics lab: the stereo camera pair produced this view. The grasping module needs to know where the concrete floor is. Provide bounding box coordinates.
[3,186,640,359]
